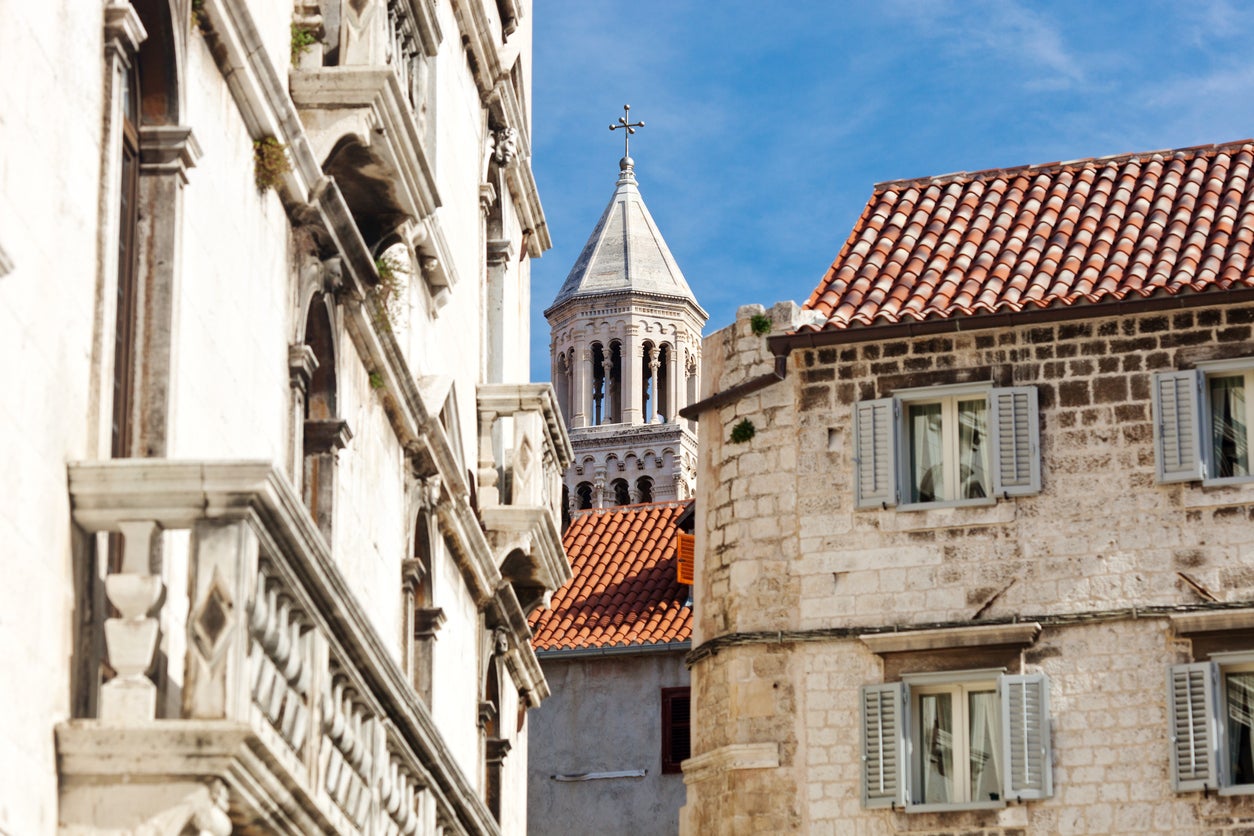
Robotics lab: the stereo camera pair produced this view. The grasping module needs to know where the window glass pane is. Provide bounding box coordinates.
[1210,375,1249,478]
[968,689,1002,801]
[920,692,954,803]
[1229,672,1254,785]
[958,399,990,499]
[909,403,946,503]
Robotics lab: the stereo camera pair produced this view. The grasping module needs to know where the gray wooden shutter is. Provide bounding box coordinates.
[1000,673,1053,800]
[990,387,1041,496]
[1168,661,1221,792]
[861,682,906,808]
[853,398,897,508]
[1153,370,1204,483]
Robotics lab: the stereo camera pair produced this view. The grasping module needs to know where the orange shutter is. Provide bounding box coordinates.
[676,532,695,585]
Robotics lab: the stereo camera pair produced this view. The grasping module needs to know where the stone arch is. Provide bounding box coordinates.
[322,133,408,252]
[610,478,630,506]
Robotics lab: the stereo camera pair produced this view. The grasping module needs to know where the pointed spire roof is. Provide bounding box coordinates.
[546,157,700,314]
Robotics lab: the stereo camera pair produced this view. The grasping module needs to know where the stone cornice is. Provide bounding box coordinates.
[681,743,779,786]
[477,383,574,469]
[138,126,202,184]
[103,0,147,59]
[1171,608,1254,634]
[859,622,1042,655]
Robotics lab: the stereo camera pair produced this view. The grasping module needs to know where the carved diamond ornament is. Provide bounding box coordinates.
[192,570,235,664]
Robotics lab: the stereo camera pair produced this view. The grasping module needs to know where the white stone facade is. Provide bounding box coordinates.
[683,300,1254,834]
[0,1,567,833]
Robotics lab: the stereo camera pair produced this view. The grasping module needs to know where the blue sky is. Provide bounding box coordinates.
[527,0,1254,382]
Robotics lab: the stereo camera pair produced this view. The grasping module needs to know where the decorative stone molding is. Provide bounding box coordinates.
[287,343,318,391]
[487,237,514,266]
[681,742,780,786]
[138,126,202,185]
[492,126,519,166]
[1171,608,1254,634]
[302,418,352,454]
[414,606,447,639]
[103,0,146,59]
[859,622,1042,655]
[100,519,164,721]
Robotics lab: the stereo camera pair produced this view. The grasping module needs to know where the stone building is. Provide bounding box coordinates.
[0,1,570,833]
[544,153,708,514]
[527,501,694,836]
[680,140,1254,834]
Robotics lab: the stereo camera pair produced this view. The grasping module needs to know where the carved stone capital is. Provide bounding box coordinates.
[303,419,352,454]
[401,558,426,593]
[288,343,319,391]
[414,606,446,638]
[480,183,497,215]
[478,700,497,730]
[104,0,146,60]
[486,737,512,764]
[139,126,202,185]
[486,237,514,266]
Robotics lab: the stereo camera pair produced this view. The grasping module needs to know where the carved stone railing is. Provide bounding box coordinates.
[59,460,498,836]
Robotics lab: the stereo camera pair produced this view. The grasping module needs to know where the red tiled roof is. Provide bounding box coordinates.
[804,140,1254,331]
[529,501,692,652]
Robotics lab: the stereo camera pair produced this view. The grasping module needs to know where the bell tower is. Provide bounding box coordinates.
[546,109,707,514]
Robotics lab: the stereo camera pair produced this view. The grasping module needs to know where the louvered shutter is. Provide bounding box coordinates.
[1153,370,1204,483]
[675,532,695,585]
[1000,673,1053,800]
[853,398,897,508]
[1168,662,1221,792]
[990,387,1041,496]
[861,682,906,808]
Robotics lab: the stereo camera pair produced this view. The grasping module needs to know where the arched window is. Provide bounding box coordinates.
[607,340,623,423]
[612,479,630,506]
[301,294,349,542]
[636,476,654,504]
[641,340,656,422]
[657,344,672,422]
[482,656,508,822]
[403,507,443,705]
[590,342,606,425]
[576,482,593,510]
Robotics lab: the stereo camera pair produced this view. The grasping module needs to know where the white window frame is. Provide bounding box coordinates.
[908,675,1001,810]
[1154,359,1254,486]
[861,670,1053,811]
[1170,652,1254,795]
[853,384,1041,510]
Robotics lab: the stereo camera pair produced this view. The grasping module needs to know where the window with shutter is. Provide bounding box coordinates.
[661,687,690,774]
[853,385,1042,511]
[1168,661,1219,792]
[862,672,1053,811]
[1154,362,1254,486]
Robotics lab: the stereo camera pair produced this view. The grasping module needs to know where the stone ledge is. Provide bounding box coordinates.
[1171,608,1254,634]
[1181,480,1254,510]
[860,622,1041,654]
[876,499,1016,532]
[681,742,779,785]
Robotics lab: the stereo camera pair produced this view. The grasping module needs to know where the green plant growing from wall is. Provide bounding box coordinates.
[750,313,772,336]
[371,254,408,332]
[369,371,385,390]
[253,137,291,192]
[729,418,756,444]
[290,23,318,64]
[190,0,206,31]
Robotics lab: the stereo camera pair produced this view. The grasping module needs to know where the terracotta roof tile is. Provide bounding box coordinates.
[803,140,1254,331]
[528,501,693,652]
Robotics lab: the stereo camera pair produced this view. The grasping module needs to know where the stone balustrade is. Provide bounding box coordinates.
[58,460,494,835]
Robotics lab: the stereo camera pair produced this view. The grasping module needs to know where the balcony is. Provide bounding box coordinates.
[58,461,496,835]
[476,384,573,614]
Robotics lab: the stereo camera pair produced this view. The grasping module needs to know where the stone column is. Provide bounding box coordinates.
[669,340,682,422]
[622,327,642,424]
[648,348,661,423]
[602,357,614,424]
[101,519,164,721]
[573,343,590,428]
[477,410,499,507]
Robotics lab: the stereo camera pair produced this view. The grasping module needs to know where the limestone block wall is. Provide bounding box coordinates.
[685,301,1254,834]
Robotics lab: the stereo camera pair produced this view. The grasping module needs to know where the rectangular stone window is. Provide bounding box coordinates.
[1155,361,1254,485]
[861,670,1052,811]
[853,384,1041,510]
[661,687,690,774]
[1169,654,1254,794]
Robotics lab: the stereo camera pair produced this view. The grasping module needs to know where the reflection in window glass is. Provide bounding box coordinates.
[1210,374,1249,478]
[1229,671,1254,785]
